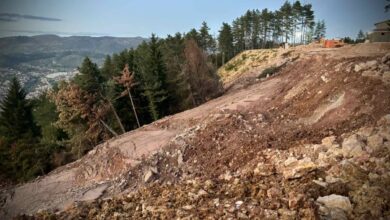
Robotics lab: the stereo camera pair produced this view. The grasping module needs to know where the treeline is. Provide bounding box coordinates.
[216,1,322,65]
[0,0,322,183]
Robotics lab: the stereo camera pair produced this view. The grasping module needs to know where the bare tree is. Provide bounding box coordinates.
[115,64,141,128]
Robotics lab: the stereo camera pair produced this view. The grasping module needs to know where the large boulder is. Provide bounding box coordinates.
[317,194,352,213]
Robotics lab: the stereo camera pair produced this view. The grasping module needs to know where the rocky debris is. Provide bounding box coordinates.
[10,48,390,219]
[253,162,275,176]
[354,55,390,83]
[282,157,317,179]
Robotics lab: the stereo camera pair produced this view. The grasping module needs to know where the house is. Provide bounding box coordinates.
[369,20,390,42]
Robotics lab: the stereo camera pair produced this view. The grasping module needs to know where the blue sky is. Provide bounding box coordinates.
[0,0,388,38]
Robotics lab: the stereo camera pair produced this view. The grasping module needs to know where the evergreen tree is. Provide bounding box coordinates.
[357,30,365,41]
[0,77,48,182]
[74,57,103,93]
[186,28,201,46]
[138,34,169,121]
[314,20,326,39]
[199,21,215,52]
[279,1,294,43]
[218,23,234,65]
[0,77,38,140]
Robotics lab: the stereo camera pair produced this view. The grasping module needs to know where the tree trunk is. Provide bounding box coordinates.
[128,88,141,128]
[100,119,119,137]
[108,99,126,134]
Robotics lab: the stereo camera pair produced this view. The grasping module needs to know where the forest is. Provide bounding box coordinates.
[0,1,325,183]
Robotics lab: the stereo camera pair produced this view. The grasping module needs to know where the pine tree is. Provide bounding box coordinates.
[357,30,365,40]
[199,21,214,52]
[314,20,326,39]
[0,77,38,140]
[186,28,201,46]
[0,77,47,182]
[74,57,102,93]
[218,23,234,65]
[138,34,169,121]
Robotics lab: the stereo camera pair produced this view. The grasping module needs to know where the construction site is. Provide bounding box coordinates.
[1,41,390,219]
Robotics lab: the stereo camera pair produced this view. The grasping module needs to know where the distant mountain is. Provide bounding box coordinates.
[0,35,147,99]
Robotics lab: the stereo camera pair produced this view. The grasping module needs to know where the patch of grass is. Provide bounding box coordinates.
[258,66,280,79]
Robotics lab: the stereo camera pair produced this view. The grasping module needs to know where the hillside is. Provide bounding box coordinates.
[0,35,146,99]
[1,43,390,219]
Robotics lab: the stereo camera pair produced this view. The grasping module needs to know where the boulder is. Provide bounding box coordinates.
[283,158,317,179]
[365,60,378,70]
[317,194,352,213]
[342,134,365,157]
[366,134,384,153]
[381,53,390,65]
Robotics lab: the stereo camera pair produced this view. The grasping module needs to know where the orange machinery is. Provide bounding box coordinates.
[322,39,345,48]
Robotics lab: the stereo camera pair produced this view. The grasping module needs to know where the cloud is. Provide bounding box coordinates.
[0,13,61,22]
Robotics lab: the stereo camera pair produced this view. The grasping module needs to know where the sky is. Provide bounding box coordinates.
[0,0,388,39]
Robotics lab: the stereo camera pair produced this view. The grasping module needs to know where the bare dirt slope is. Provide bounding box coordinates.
[1,43,390,219]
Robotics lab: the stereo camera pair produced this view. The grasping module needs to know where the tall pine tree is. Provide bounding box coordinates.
[0,77,38,140]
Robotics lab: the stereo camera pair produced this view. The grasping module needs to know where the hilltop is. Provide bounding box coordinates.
[1,42,390,219]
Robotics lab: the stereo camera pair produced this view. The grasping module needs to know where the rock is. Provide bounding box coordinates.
[362,70,380,78]
[321,136,337,147]
[177,150,183,166]
[325,176,342,184]
[278,209,297,220]
[317,194,352,213]
[182,205,193,210]
[237,212,249,219]
[356,127,374,138]
[254,163,274,176]
[263,209,278,219]
[197,189,208,197]
[378,114,390,126]
[365,60,378,70]
[382,71,390,83]
[79,184,108,201]
[319,206,348,220]
[313,179,328,187]
[354,63,364,72]
[321,75,330,83]
[283,158,317,179]
[144,167,158,183]
[342,134,365,157]
[288,193,304,209]
[284,157,298,166]
[235,200,243,208]
[378,126,390,141]
[381,53,390,64]
[366,134,384,153]
[267,187,281,198]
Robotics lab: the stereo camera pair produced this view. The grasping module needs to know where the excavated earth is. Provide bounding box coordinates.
[2,43,390,220]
